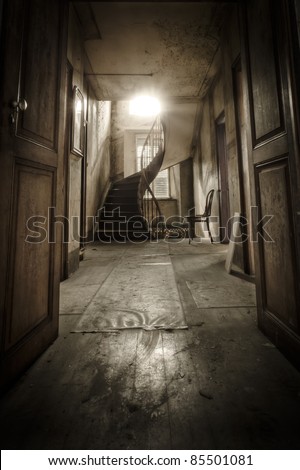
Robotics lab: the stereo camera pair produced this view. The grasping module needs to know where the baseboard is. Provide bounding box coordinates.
[68,247,80,276]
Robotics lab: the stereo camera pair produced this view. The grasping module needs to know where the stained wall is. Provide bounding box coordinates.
[67,5,112,274]
[192,6,246,269]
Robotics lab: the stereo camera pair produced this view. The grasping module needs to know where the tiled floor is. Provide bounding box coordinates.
[1,240,300,449]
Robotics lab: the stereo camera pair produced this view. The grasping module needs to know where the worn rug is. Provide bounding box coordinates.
[72,256,187,332]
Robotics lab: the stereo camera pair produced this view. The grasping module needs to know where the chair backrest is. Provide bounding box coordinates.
[204,189,214,217]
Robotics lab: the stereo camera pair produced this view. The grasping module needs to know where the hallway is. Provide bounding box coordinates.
[1,240,300,450]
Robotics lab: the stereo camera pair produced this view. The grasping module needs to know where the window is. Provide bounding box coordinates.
[136,134,148,172]
[153,169,169,198]
[136,134,169,199]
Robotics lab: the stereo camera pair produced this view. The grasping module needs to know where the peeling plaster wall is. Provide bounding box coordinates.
[179,158,194,217]
[156,160,194,223]
[161,103,198,169]
[170,165,180,202]
[67,5,111,274]
[193,6,242,257]
[193,92,219,241]
[86,98,111,236]
[80,2,233,101]
[222,8,242,219]
[221,7,244,268]
[159,199,179,222]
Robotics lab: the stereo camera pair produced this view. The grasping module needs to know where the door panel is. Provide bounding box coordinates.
[257,158,298,331]
[246,0,285,142]
[0,0,67,389]
[5,161,55,348]
[17,0,61,148]
[244,0,300,364]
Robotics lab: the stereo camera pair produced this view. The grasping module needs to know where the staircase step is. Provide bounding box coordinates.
[103,203,140,212]
[109,189,138,197]
[96,229,150,242]
[98,220,147,231]
[96,170,157,242]
[105,194,137,205]
[122,174,141,183]
[98,208,143,220]
[108,188,137,193]
[112,182,139,190]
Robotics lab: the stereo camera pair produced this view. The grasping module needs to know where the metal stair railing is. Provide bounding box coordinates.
[140,169,165,239]
[137,115,166,237]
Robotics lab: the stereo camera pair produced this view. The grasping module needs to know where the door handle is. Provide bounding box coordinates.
[11,98,28,112]
[10,98,28,124]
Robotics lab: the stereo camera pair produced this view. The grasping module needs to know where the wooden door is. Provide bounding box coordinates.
[0,0,67,388]
[216,113,230,243]
[243,0,300,365]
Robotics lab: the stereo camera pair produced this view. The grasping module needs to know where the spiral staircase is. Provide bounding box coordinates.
[96,116,166,242]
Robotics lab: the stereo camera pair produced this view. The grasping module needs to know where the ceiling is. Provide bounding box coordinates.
[73,2,234,102]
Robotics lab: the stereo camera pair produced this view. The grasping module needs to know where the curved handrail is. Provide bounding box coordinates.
[137,114,166,237]
[140,114,165,172]
[140,169,165,238]
[141,169,162,217]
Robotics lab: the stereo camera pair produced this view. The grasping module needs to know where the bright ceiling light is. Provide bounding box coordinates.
[129,96,161,116]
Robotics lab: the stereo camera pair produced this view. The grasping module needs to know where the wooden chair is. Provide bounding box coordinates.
[185,189,215,243]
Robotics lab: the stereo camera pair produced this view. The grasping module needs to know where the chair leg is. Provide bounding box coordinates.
[206,218,213,243]
[188,222,195,245]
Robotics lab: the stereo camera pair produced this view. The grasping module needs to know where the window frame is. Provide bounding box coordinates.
[135,132,170,199]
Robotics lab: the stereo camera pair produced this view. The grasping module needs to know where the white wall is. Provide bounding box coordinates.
[161,102,198,169]
[86,99,111,236]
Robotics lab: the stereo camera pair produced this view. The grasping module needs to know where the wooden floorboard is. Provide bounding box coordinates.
[162,329,217,449]
[1,241,300,450]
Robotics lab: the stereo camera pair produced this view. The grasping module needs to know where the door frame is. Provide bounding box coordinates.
[215,111,230,243]
[80,80,88,253]
[61,61,73,281]
[232,55,255,275]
